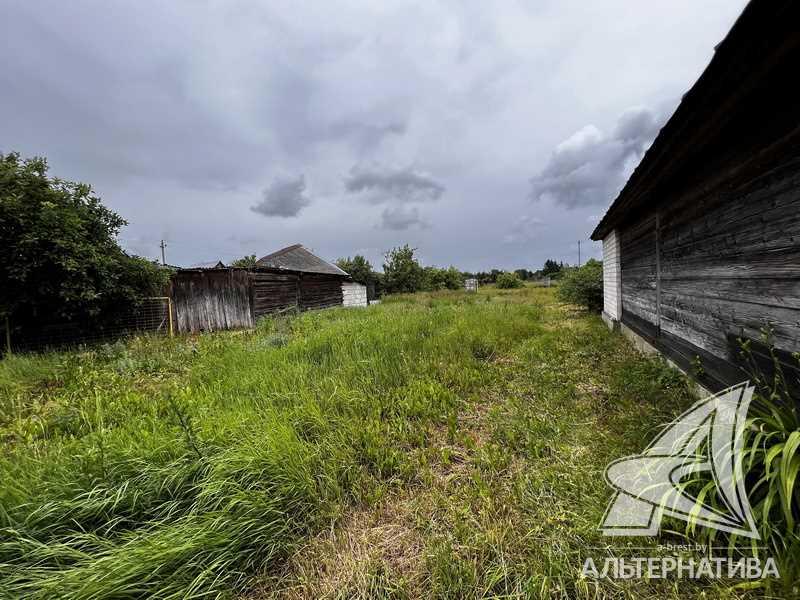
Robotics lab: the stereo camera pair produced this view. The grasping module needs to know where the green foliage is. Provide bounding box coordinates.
[514,268,534,281]
[473,269,503,284]
[230,254,257,268]
[335,254,379,288]
[379,248,463,294]
[495,271,524,289]
[0,152,169,334]
[683,336,800,593]
[381,245,424,294]
[422,265,464,291]
[556,258,603,311]
[541,259,563,277]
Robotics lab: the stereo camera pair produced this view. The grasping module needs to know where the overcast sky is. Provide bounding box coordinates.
[1,1,747,271]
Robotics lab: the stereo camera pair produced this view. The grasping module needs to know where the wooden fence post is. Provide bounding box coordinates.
[167,297,174,337]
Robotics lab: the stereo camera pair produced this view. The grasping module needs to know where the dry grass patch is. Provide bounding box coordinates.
[256,494,425,599]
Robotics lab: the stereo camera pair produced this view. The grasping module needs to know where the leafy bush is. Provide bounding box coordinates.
[1,152,170,338]
[495,272,523,289]
[422,266,464,291]
[556,259,603,311]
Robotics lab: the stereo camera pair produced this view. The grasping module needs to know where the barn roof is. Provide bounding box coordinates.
[591,0,799,241]
[256,244,349,277]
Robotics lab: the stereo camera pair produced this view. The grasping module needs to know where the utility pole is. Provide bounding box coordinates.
[160,240,167,265]
[577,240,581,267]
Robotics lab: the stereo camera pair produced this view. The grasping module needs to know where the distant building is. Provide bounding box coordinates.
[256,244,349,277]
[591,0,800,392]
[169,244,366,333]
[253,244,360,313]
[189,260,226,269]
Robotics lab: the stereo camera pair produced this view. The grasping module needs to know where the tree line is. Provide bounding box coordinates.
[335,246,463,295]
[331,248,575,296]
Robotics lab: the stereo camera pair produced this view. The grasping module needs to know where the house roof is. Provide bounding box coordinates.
[591,0,799,240]
[255,244,349,277]
[189,260,226,269]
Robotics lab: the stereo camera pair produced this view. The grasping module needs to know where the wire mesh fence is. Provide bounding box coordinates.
[3,297,173,354]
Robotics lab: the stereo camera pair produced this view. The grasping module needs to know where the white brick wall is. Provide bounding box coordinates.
[341,281,368,307]
[602,230,622,320]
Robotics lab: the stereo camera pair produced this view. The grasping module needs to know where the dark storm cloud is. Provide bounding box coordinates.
[345,164,445,204]
[380,206,428,231]
[251,175,311,218]
[529,106,668,209]
[0,6,266,190]
[0,0,747,270]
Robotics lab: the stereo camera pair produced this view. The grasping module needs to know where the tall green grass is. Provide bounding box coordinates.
[0,293,541,598]
[3,288,793,598]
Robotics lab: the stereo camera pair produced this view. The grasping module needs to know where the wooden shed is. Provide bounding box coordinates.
[591,0,800,392]
[169,244,366,333]
[254,244,355,316]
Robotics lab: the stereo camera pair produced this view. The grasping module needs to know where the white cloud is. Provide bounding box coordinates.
[529,106,669,209]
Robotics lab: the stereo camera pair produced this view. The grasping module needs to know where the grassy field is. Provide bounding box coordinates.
[0,287,776,598]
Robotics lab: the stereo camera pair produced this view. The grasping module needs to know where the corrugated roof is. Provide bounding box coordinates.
[255,244,349,276]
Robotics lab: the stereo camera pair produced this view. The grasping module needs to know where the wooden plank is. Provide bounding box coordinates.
[170,269,253,333]
[656,211,661,332]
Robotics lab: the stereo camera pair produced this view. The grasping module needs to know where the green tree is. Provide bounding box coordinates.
[495,271,524,289]
[556,259,603,311]
[442,266,464,290]
[382,245,424,294]
[0,152,169,335]
[514,268,534,281]
[422,266,446,291]
[230,254,257,268]
[541,259,563,277]
[336,254,377,286]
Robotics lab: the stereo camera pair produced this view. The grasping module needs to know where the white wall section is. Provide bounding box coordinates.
[603,230,622,321]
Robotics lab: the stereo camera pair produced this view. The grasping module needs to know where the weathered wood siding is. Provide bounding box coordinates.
[299,274,344,311]
[251,271,300,319]
[170,269,253,333]
[171,269,349,331]
[620,214,658,327]
[619,156,800,391]
[250,271,346,319]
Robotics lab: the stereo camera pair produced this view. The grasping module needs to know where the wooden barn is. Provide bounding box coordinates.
[253,244,351,314]
[591,0,800,393]
[170,244,367,333]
